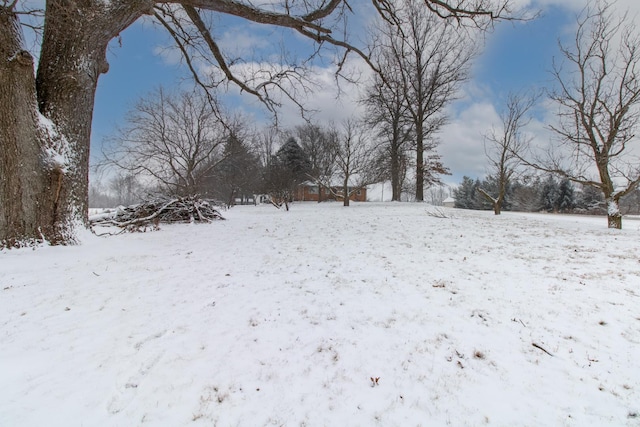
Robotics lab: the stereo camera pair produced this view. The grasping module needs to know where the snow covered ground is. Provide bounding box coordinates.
[1,202,639,426]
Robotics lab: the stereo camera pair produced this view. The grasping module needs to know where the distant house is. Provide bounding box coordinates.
[294,181,367,202]
[233,195,256,205]
[443,197,456,208]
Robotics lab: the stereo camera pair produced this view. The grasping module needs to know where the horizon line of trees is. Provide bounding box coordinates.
[476,2,640,229]
[92,102,386,209]
[453,174,640,216]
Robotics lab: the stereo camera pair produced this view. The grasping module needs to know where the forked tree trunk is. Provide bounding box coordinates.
[477,187,502,216]
[1,3,144,246]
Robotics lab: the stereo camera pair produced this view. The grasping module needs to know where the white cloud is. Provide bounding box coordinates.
[276,59,370,127]
[152,45,183,66]
[439,102,500,182]
[217,27,272,56]
[524,0,640,16]
[211,55,370,128]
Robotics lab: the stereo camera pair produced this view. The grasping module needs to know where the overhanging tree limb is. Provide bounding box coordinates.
[183,5,278,111]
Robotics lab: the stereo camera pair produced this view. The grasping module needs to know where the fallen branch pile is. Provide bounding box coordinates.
[90,196,225,232]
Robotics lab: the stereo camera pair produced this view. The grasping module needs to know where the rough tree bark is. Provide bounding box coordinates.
[1,2,146,245]
[0,7,48,246]
[35,2,146,242]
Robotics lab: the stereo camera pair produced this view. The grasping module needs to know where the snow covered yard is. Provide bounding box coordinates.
[1,203,639,426]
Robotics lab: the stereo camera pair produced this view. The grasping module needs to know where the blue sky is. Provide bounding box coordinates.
[89,0,639,186]
[473,6,569,95]
[92,22,185,149]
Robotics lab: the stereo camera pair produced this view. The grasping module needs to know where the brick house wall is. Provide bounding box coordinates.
[294,184,367,202]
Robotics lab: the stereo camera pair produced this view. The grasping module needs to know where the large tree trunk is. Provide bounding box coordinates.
[1,2,144,246]
[598,163,623,229]
[607,198,622,229]
[35,2,117,243]
[0,7,50,246]
[493,202,501,215]
[343,179,350,207]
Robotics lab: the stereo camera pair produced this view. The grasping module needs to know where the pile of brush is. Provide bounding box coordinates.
[90,195,225,232]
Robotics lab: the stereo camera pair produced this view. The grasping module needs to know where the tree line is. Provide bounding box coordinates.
[92,95,383,210]
[453,174,640,215]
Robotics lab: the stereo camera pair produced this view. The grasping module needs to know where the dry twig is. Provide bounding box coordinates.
[90,195,225,232]
[532,342,554,357]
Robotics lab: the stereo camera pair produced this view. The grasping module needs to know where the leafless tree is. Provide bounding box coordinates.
[363,51,413,201]
[479,91,536,215]
[101,87,232,196]
[108,173,145,206]
[262,136,311,210]
[526,1,640,229]
[0,0,517,246]
[320,119,380,207]
[428,184,451,206]
[206,130,262,205]
[255,126,280,171]
[88,168,145,208]
[377,0,478,201]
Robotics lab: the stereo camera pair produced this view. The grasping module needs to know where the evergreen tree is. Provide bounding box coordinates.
[262,137,311,208]
[211,134,261,205]
[539,175,559,212]
[277,137,312,182]
[620,187,640,215]
[510,177,541,212]
[473,178,487,210]
[556,178,575,213]
[454,176,477,209]
[576,184,605,214]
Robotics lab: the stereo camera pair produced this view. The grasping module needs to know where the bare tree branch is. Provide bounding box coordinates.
[375,0,476,201]
[481,91,538,214]
[102,87,235,196]
[182,5,280,110]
